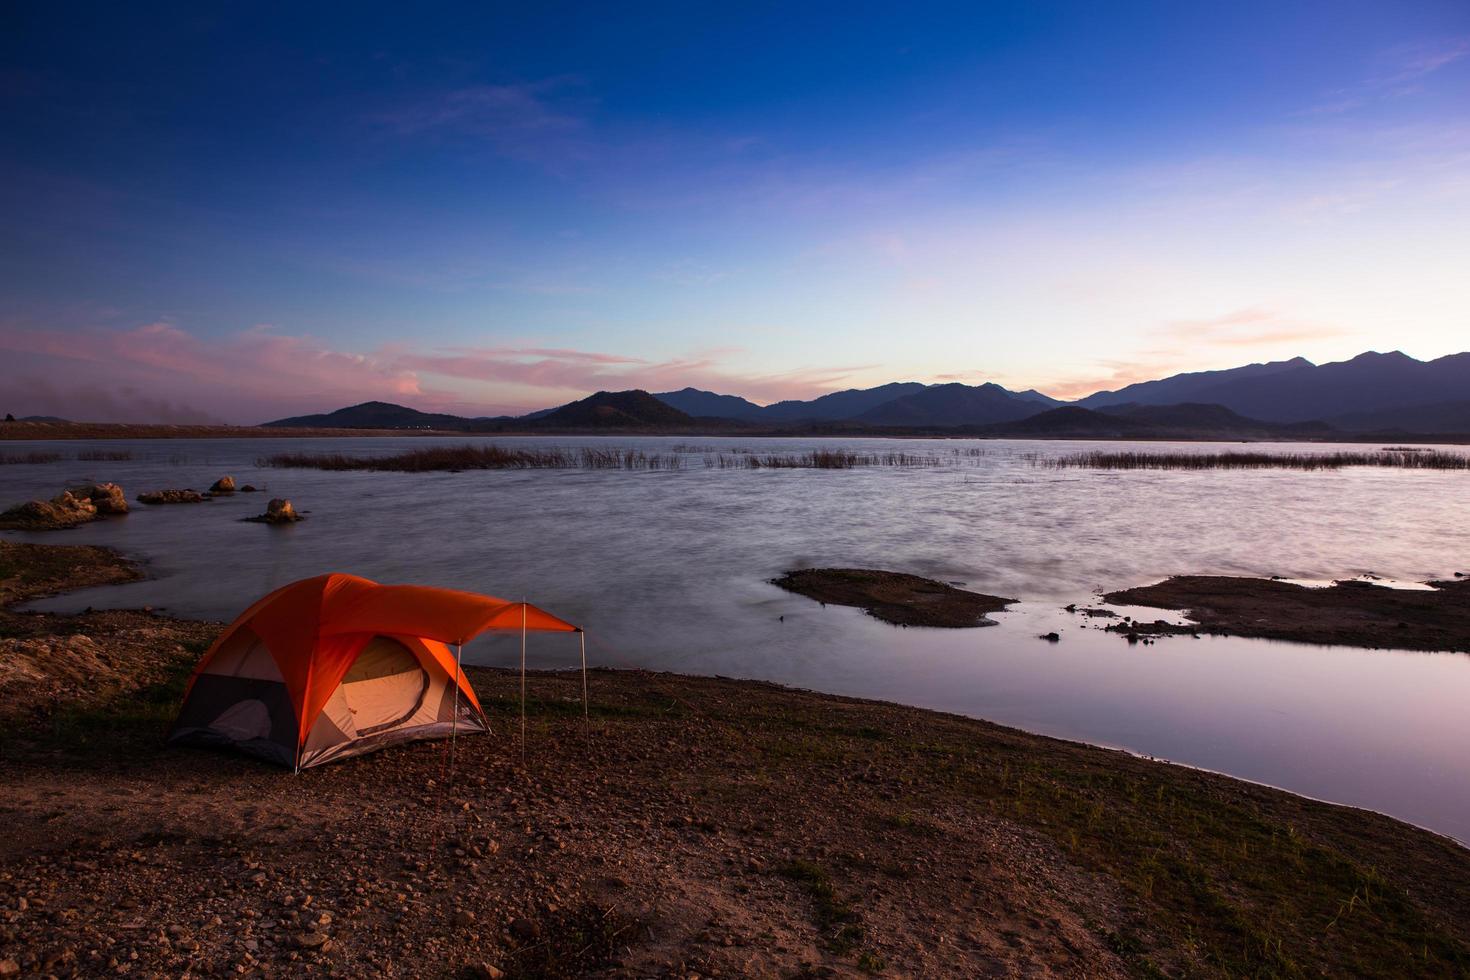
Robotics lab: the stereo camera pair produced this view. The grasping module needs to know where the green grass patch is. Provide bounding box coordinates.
[779,859,867,955]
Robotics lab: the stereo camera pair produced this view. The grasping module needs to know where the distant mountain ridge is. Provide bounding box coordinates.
[1077,351,1470,428]
[261,349,1470,437]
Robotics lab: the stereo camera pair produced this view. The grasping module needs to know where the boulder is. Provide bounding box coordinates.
[137,489,207,505]
[71,482,128,515]
[209,475,236,494]
[240,484,260,493]
[0,490,98,530]
[246,498,304,524]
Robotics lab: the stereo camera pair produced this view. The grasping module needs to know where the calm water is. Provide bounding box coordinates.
[5,436,1469,842]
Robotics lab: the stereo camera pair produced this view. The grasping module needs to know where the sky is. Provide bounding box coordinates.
[2,1,1468,422]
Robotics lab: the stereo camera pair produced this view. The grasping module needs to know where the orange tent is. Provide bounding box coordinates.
[168,573,580,770]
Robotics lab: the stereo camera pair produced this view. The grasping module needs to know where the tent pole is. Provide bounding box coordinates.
[580,630,589,728]
[520,602,527,766]
[449,641,463,788]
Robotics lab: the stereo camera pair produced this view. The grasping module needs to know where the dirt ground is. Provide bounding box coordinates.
[2,546,1469,977]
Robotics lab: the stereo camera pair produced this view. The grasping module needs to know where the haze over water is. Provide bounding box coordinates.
[7,435,1470,842]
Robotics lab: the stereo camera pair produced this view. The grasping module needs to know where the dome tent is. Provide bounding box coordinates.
[168,573,580,770]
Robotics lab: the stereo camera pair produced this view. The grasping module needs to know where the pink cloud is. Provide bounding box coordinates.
[391,346,868,405]
[1033,307,1350,400]
[0,321,869,423]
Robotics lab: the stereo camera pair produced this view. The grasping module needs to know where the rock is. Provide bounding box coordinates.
[245,498,303,524]
[294,931,328,949]
[72,483,129,515]
[1039,632,1060,642]
[0,484,126,530]
[453,909,476,928]
[0,959,17,976]
[136,489,206,505]
[209,475,237,493]
[240,484,260,493]
[509,917,540,942]
[0,492,97,530]
[469,965,505,980]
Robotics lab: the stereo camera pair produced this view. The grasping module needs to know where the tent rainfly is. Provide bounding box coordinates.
[168,573,580,770]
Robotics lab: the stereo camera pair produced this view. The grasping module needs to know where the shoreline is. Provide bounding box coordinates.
[3,544,1470,975]
[3,419,1470,444]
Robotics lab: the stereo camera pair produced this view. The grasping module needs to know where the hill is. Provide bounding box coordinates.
[532,389,696,428]
[653,387,765,419]
[1328,399,1470,434]
[980,403,1332,439]
[758,382,928,421]
[263,401,486,430]
[855,382,1054,427]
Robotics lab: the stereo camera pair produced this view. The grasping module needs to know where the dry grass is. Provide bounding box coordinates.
[261,445,956,472]
[1044,449,1470,471]
[0,452,63,465]
[259,445,684,472]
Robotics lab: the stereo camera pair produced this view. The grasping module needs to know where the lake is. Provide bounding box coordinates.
[5,435,1469,843]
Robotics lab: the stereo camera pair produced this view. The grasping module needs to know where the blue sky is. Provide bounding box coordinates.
[2,1,1468,421]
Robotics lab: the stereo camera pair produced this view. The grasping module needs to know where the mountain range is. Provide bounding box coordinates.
[263,350,1470,437]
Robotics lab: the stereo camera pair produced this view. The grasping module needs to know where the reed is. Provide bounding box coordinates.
[258,444,683,472]
[260,444,953,472]
[1044,450,1470,471]
[76,450,134,462]
[0,452,63,465]
[721,450,942,469]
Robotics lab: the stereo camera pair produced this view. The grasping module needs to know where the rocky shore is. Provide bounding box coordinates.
[1,547,1469,977]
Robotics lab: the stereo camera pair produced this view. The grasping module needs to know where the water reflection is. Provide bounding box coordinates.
[4,435,1469,841]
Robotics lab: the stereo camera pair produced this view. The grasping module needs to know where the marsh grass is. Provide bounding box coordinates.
[75,450,134,462]
[1045,449,1469,471]
[259,445,684,471]
[262,444,953,472]
[0,452,63,465]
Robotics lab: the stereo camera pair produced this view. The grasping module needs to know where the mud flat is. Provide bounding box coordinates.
[2,547,1470,976]
[772,568,1015,628]
[1103,575,1470,652]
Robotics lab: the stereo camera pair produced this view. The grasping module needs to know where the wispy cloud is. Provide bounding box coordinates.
[1154,307,1347,349]
[374,79,594,166]
[1300,36,1469,115]
[1036,307,1349,400]
[390,345,869,405]
[0,320,870,422]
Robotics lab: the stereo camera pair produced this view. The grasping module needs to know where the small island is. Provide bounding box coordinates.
[1103,575,1470,652]
[772,567,1015,627]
